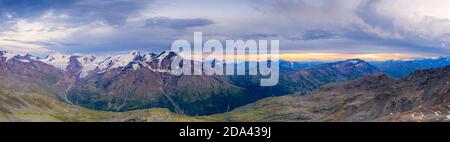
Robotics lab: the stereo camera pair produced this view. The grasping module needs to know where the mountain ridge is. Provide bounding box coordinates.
[218,65,450,122]
[1,50,383,115]
[1,50,449,121]
[371,56,450,78]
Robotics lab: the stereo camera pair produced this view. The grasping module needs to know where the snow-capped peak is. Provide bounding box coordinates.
[0,51,20,61]
[346,59,367,67]
[40,53,71,71]
[347,59,364,64]
[15,54,39,63]
[110,51,142,69]
[75,51,149,78]
[76,55,110,78]
[0,51,40,62]
[2,50,182,78]
[143,53,158,62]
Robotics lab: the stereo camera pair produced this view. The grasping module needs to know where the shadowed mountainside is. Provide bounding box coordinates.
[213,66,450,122]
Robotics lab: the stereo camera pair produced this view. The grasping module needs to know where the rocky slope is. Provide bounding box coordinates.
[0,52,65,98]
[216,66,450,122]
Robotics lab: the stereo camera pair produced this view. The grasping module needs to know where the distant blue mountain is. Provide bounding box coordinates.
[370,57,450,78]
[279,60,324,72]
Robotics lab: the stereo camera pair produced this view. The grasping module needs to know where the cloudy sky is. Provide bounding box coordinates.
[0,0,449,61]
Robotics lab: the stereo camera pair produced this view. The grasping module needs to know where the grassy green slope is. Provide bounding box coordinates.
[0,87,215,122]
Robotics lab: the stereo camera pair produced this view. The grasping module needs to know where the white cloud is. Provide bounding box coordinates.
[1,0,449,57]
[249,0,450,40]
[0,12,70,52]
[363,0,450,39]
[0,40,50,53]
[0,11,117,53]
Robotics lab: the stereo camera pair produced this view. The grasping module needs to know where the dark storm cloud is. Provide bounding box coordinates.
[0,0,156,25]
[68,0,157,25]
[144,17,214,30]
[0,0,75,17]
[0,0,449,59]
[301,30,342,40]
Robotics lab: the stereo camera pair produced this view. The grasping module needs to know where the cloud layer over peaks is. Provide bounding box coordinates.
[0,0,449,60]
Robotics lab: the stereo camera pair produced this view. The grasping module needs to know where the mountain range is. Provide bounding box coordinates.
[1,50,449,121]
[219,66,450,122]
[371,57,450,78]
[0,51,383,115]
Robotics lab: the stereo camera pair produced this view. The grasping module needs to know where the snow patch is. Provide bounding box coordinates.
[76,55,113,78]
[40,53,71,71]
[3,50,179,78]
[110,51,140,69]
[132,63,140,70]
[17,59,31,63]
[75,51,143,78]
[2,52,18,61]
